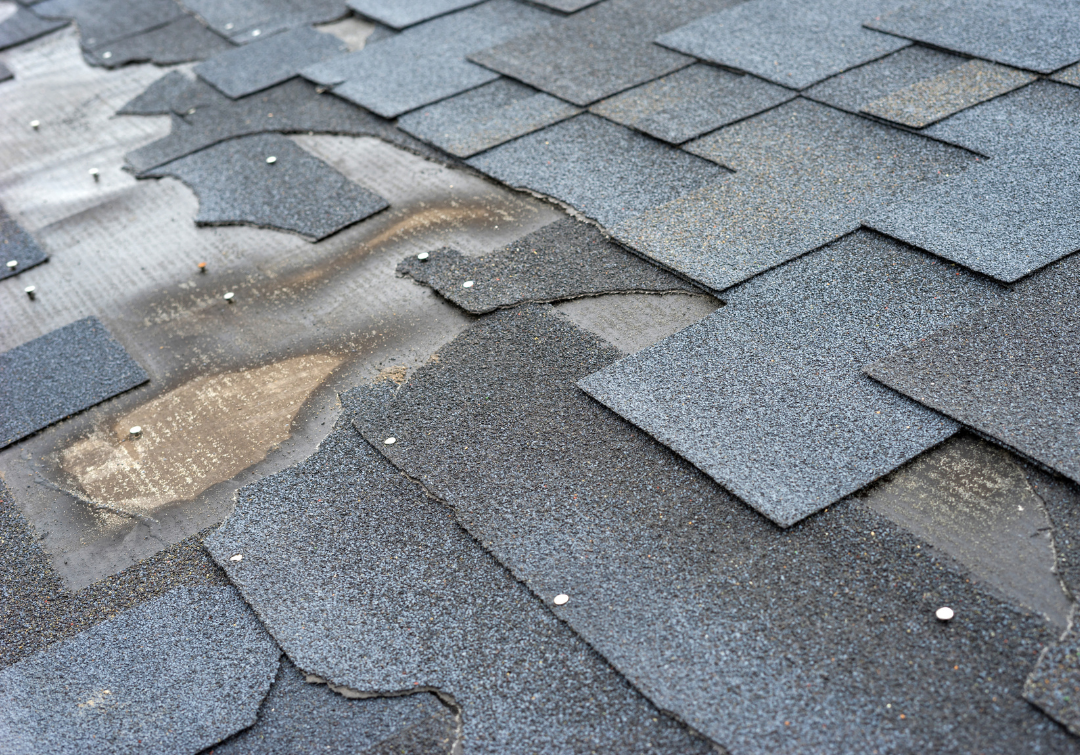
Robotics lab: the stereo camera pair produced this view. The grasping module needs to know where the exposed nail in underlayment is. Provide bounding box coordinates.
[128,426,142,438]
[198,261,207,273]
[24,285,36,300]
[30,120,40,130]
[89,168,99,181]
[224,291,235,302]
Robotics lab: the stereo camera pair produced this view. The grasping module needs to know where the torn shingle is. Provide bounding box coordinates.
[205,396,719,755]
[116,70,222,115]
[865,0,1080,75]
[82,15,233,67]
[467,0,736,107]
[346,0,484,30]
[178,0,347,44]
[396,79,580,158]
[397,217,698,314]
[656,0,910,90]
[589,63,794,144]
[301,0,554,119]
[142,133,389,240]
[467,113,726,228]
[0,317,148,450]
[1025,620,1080,737]
[351,303,1071,754]
[0,585,280,755]
[0,205,48,280]
[1053,63,1080,88]
[194,26,348,99]
[0,5,68,51]
[32,0,185,50]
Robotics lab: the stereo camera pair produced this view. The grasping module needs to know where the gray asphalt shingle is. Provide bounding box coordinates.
[1053,63,1080,88]
[82,15,233,67]
[346,0,484,29]
[0,6,68,51]
[32,0,184,49]
[178,0,347,44]
[0,204,48,280]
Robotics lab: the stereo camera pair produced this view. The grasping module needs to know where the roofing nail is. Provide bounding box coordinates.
[89,168,99,181]
[553,594,569,606]
[102,51,112,59]
[225,23,233,29]
[417,252,429,261]
[266,156,277,164]
[251,29,261,36]
[935,606,954,622]
[383,437,396,445]
[230,554,243,562]
[30,120,40,130]
[6,260,17,270]
[462,280,474,288]
[129,426,142,438]
[24,285,36,300]
[197,261,207,273]
[187,108,196,115]
[223,291,235,303]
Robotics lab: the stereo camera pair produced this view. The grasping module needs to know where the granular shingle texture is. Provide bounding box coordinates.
[865,0,1080,75]
[468,0,737,107]
[397,217,697,313]
[204,395,719,755]
[351,303,1074,754]
[1054,63,1080,88]
[1025,620,1080,737]
[0,585,280,755]
[657,0,910,90]
[33,0,184,50]
[179,0,347,44]
[589,63,794,144]
[467,113,726,228]
[83,15,233,67]
[301,0,554,118]
[528,0,601,10]
[865,251,1080,485]
[346,0,483,29]
[613,97,975,292]
[117,70,215,115]
[396,78,580,158]
[0,205,48,280]
[143,133,389,240]
[0,5,68,51]
[194,26,347,99]
[0,317,148,449]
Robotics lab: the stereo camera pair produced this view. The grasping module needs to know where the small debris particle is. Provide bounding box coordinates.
[384,437,397,445]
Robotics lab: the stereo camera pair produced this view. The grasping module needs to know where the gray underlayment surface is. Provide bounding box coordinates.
[0,6,68,51]
[866,250,1080,485]
[178,0,347,44]
[346,0,483,29]
[468,113,726,229]
[612,98,975,292]
[0,316,148,449]
[80,15,235,68]
[351,303,1074,755]
[0,585,281,755]
[656,0,910,90]
[205,393,719,755]
[142,133,389,240]
[301,0,554,118]
[396,217,698,313]
[579,230,1006,527]
[0,204,48,280]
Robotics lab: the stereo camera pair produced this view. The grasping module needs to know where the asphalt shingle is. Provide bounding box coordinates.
[32,0,184,50]
[178,0,347,44]
[117,70,220,115]
[82,15,233,67]
[1025,621,1080,737]
[0,6,68,51]
[0,204,48,280]
[1053,63,1080,88]
[346,0,483,29]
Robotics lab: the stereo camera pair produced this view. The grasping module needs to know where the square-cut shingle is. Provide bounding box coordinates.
[32,0,184,49]
[1053,63,1080,88]
[178,0,347,44]
[589,63,794,144]
[0,317,148,449]
[0,5,68,51]
[195,26,348,98]
[396,78,580,157]
[0,204,48,280]
[301,0,554,118]
[467,113,725,228]
[468,0,735,106]
[865,0,1080,75]
[346,0,483,29]
[83,15,234,67]
[657,0,910,90]
[0,586,280,755]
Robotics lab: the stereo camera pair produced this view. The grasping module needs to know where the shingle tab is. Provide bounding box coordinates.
[1053,63,1080,88]
[0,204,48,280]
[0,6,68,52]
[346,0,484,29]
[82,15,234,67]
[179,0,347,44]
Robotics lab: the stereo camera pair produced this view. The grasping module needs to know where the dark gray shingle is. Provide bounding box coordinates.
[346,0,483,29]
[0,205,48,280]
[0,6,68,51]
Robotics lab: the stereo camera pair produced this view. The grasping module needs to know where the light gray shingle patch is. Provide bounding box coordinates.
[351,303,1072,754]
[1025,621,1080,737]
[865,252,1080,484]
[0,317,148,450]
[860,59,1036,128]
[0,586,280,755]
[178,0,347,44]
[0,204,48,280]
[467,0,736,106]
[656,0,909,90]
[143,133,388,240]
[33,0,184,49]
[467,113,725,228]
[0,6,68,51]
[83,15,233,67]
[1053,63,1080,88]
[204,398,719,755]
[397,217,698,314]
[589,63,794,144]
[612,97,975,292]
[301,0,554,118]
[194,26,347,98]
[396,78,580,158]
[865,0,1080,75]
[346,0,483,29]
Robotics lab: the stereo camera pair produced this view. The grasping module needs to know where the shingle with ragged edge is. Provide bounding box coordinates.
[178,0,347,44]
[204,395,719,755]
[396,78,580,158]
[1025,620,1080,738]
[0,317,148,450]
[865,0,1080,75]
[467,113,725,228]
[143,133,388,240]
[0,204,48,280]
[32,0,184,49]
[117,70,227,115]
[589,63,794,144]
[656,0,909,90]
[0,5,67,51]
[83,14,233,67]
[346,0,483,29]
[397,217,698,314]
[611,97,975,292]
[467,0,737,107]
[865,251,1080,485]
[1053,63,1080,88]
[194,26,347,98]
[301,0,554,119]
[0,585,280,755]
[350,302,1074,755]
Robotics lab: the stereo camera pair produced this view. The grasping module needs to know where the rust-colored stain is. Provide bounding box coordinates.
[61,354,343,512]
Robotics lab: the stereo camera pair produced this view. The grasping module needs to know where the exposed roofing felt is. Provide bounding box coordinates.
[301,0,554,118]
[143,133,389,240]
[1025,621,1080,737]
[588,63,794,144]
[1054,63,1080,88]
[0,5,68,51]
[0,585,280,755]
[396,78,580,158]
[82,14,233,67]
[178,0,347,44]
[33,0,184,50]
[865,0,1080,74]
[0,205,48,280]
[350,303,1071,754]
[467,113,726,228]
[656,0,910,90]
[204,395,718,755]
[611,97,975,292]
[396,217,698,313]
[346,0,484,29]
[0,317,148,450]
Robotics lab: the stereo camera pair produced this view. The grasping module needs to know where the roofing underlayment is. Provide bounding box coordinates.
[2,0,1079,752]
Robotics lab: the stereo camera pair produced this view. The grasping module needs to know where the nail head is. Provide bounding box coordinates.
[30,120,40,129]
[936,606,954,622]
[230,554,243,562]
[24,285,36,299]
[223,292,235,302]
[553,594,569,606]
[417,252,429,261]
[6,260,17,270]
[462,280,474,288]
[383,437,396,445]
[102,51,112,59]
[197,262,207,272]
[129,426,142,438]
[251,29,261,36]
[266,156,277,164]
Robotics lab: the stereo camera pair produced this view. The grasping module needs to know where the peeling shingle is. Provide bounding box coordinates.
[346,0,484,29]
[0,204,48,280]
[179,0,347,44]
[0,6,68,52]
